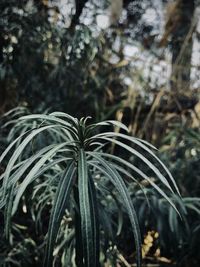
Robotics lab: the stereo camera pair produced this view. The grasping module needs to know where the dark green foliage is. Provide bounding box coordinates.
[0,1,199,266]
[0,112,180,267]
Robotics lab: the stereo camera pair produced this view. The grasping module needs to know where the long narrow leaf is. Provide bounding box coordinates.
[78,149,94,267]
[3,125,57,194]
[89,154,142,267]
[12,142,73,215]
[91,132,179,195]
[44,162,75,267]
[92,136,173,192]
[92,152,180,215]
[88,173,100,267]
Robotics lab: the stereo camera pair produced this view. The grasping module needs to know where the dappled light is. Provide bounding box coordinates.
[0,1,200,267]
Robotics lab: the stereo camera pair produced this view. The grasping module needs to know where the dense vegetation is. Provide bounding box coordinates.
[0,1,200,266]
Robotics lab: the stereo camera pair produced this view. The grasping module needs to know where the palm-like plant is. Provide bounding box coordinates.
[0,112,180,267]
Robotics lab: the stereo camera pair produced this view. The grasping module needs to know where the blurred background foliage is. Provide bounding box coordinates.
[0,0,200,266]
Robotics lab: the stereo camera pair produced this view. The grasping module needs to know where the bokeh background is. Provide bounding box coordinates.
[0,0,200,266]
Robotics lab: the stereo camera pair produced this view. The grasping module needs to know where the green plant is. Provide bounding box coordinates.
[0,112,180,267]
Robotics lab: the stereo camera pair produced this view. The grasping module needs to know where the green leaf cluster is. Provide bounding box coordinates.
[0,111,180,267]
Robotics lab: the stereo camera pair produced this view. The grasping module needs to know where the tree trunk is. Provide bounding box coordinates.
[170,0,195,92]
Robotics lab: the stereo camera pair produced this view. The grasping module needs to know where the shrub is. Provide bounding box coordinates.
[0,112,180,267]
